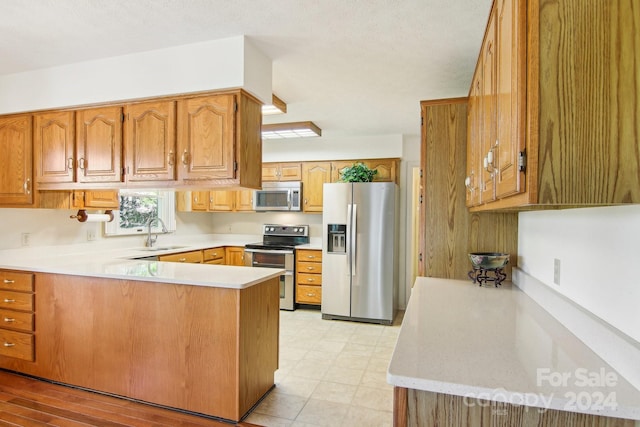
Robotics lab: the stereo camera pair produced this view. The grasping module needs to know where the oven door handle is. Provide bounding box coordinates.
[244,248,294,255]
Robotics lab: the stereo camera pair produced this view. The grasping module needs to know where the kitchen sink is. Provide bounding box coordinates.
[136,245,187,252]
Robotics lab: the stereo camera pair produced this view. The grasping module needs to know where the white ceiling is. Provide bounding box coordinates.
[0,0,491,139]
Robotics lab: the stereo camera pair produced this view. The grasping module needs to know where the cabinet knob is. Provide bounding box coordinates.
[307,267,314,270]
[3,299,16,303]
[181,149,190,166]
[3,279,15,284]
[307,278,314,282]
[3,342,15,348]
[168,150,175,166]
[67,157,74,170]
[306,293,316,297]
[179,258,187,262]
[79,158,86,170]
[3,317,15,323]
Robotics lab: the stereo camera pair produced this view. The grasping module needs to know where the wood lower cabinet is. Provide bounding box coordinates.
[468,0,640,210]
[296,249,322,305]
[0,272,279,422]
[394,388,634,427]
[0,271,35,362]
[225,246,245,266]
[158,250,203,264]
[203,247,225,264]
[0,114,33,205]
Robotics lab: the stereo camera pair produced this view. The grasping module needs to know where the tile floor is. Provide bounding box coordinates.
[244,308,404,427]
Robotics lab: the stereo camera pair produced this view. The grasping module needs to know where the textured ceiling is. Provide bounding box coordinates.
[0,0,491,139]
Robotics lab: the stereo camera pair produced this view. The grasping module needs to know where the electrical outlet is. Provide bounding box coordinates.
[21,232,30,247]
[554,258,561,285]
[87,230,96,241]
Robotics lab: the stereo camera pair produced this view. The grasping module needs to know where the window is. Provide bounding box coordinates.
[104,190,176,236]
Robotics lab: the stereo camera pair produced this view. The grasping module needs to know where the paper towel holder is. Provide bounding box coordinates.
[70,209,114,223]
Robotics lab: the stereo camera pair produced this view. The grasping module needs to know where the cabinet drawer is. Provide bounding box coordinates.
[0,329,34,361]
[0,291,34,312]
[296,285,322,304]
[204,259,225,265]
[203,248,225,262]
[297,273,322,286]
[0,310,34,332]
[297,261,322,274]
[158,251,203,263]
[297,250,322,263]
[0,271,34,292]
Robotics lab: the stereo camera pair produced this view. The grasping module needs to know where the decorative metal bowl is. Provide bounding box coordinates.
[468,253,510,270]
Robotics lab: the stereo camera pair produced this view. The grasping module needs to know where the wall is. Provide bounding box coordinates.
[517,204,640,343]
[0,208,213,251]
[0,35,272,114]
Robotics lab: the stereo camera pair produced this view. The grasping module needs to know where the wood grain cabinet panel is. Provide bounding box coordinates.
[34,111,75,184]
[468,0,640,210]
[301,162,331,213]
[203,247,225,264]
[296,249,322,305]
[75,106,124,184]
[177,94,235,181]
[158,250,203,264]
[0,270,35,362]
[0,114,33,205]
[225,247,245,266]
[262,162,302,181]
[124,100,176,182]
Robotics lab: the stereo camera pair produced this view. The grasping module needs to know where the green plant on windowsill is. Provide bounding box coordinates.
[339,162,378,182]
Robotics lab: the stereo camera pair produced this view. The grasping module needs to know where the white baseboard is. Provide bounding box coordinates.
[512,267,640,392]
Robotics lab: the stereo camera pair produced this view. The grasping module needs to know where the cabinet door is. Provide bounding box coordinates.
[177,94,235,180]
[0,115,33,205]
[261,163,280,181]
[34,111,75,184]
[365,159,397,183]
[225,247,245,266]
[76,106,123,183]
[494,0,525,199]
[330,161,353,182]
[466,73,483,207]
[209,190,234,211]
[83,191,120,209]
[235,190,254,211]
[191,191,209,211]
[124,101,176,182]
[302,162,331,213]
[279,163,302,181]
[480,9,497,203]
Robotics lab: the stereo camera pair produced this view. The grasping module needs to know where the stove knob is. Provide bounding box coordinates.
[294,228,299,232]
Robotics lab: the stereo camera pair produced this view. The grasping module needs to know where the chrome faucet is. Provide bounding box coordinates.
[145,217,168,247]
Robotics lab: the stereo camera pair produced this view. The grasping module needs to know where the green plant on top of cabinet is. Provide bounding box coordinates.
[330,159,398,183]
[0,114,33,205]
[124,100,176,182]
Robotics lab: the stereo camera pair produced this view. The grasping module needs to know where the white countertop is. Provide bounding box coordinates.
[0,234,283,289]
[387,277,640,420]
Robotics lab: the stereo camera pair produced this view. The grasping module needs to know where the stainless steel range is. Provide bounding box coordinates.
[244,224,310,310]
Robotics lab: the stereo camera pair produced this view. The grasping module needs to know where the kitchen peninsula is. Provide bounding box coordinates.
[388,277,640,426]
[0,240,281,422]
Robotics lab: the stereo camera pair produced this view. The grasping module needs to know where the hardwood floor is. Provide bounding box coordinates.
[0,370,261,427]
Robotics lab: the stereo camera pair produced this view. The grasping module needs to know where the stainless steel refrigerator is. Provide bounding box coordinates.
[321,182,398,325]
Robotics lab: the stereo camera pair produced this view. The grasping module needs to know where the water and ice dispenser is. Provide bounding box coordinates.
[327,224,346,253]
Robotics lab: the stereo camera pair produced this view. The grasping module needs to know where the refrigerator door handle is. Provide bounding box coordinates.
[351,204,357,277]
[346,204,352,268]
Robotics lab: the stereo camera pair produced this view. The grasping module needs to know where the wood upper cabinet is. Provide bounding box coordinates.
[479,8,497,204]
[302,162,331,213]
[330,159,399,183]
[262,163,302,181]
[208,190,234,212]
[466,72,483,207]
[124,101,176,182]
[0,115,33,205]
[177,94,235,181]
[75,106,124,184]
[468,0,639,210]
[235,189,254,211]
[34,111,75,184]
[73,190,119,209]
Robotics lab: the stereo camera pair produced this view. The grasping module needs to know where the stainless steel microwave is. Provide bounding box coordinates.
[253,182,302,211]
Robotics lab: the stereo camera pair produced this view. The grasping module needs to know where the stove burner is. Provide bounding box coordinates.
[468,267,506,287]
